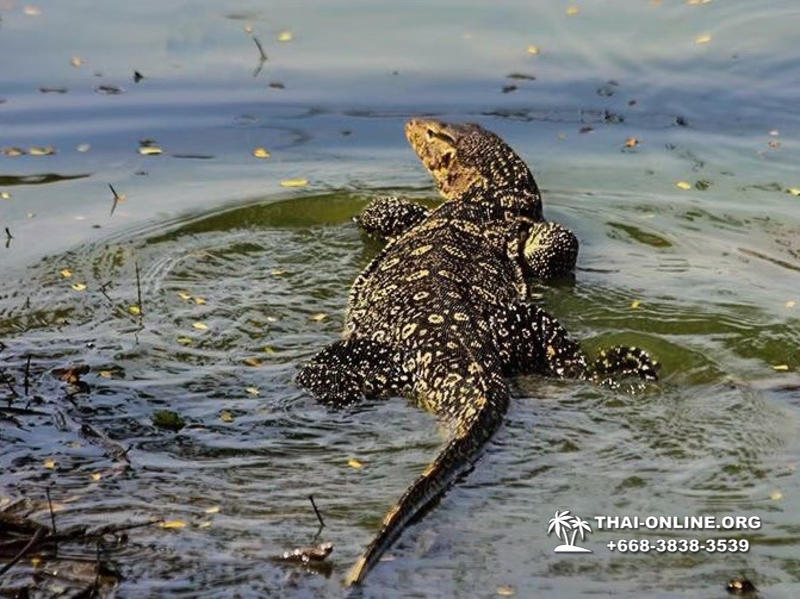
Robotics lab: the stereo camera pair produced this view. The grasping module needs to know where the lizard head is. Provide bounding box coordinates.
[405,119,539,202]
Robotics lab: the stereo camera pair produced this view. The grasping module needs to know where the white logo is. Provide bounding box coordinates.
[547,509,593,553]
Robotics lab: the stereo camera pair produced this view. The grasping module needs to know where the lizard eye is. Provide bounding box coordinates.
[426,128,456,146]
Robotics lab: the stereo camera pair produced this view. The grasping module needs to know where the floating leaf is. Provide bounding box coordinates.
[177,336,193,345]
[219,410,234,422]
[198,520,212,528]
[72,283,87,291]
[70,56,83,67]
[138,145,162,156]
[23,5,41,16]
[252,147,271,159]
[271,269,287,276]
[566,6,580,15]
[193,297,207,305]
[90,472,102,481]
[43,459,57,469]
[152,409,186,431]
[204,506,221,514]
[695,34,712,45]
[192,322,208,330]
[277,31,293,42]
[244,356,262,366]
[76,143,91,152]
[675,181,692,190]
[263,346,276,354]
[630,299,642,309]
[246,386,260,396]
[0,192,10,200]
[95,85,124,95]
[244,23,253,34]
[99,370,112,378]
[694,180,712,191]
[178,291,192,300]
[347,458,364,470]
[625,137,639,148]
[128,305,141,315]
[266,316,278,323]
[309,313,328,321]
[2,147,25,157]
[772,364,789,371]
[29,146,56,156]
[786,301,796,308]
[497,585,516,597]
[159,520,187,529]
[786,188,800,196]
[280,178,308,187]
[769,490,783,501]
[526,45,540,55]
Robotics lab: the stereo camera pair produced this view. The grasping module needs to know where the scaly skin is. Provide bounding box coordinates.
[296,119,658,586]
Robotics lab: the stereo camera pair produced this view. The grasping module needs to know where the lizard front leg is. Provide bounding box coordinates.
[355,196,430,242]
[296,336,408,407]
[522,221,579,282]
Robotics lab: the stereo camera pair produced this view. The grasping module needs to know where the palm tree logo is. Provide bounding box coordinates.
[547,509,593,553]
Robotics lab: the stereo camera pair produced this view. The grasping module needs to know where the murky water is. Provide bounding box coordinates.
[2,1,800,597]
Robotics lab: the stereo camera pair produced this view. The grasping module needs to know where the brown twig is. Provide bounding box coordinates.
[134,261,143,318]
[24,355,31,396]
[308,495,325,529]
[0,527,44,575]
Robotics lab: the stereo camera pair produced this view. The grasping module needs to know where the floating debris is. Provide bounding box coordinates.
[138,140,163,156]
[695,180,712,190]
[23,5,41,16]
[566,6,580,16]
[579,126,593,134]
[219,410,234,423]
[786,301,796,308]
[95,84,125,95]
[275,542,333,564]
[2,147,25,156]
[76,143,91,152]
[43,459,57,469]
[193,297,206,305]
[246,387,260,396]
[90,472,102,481]
[70,56,83,67]
[726,577,756,595]
[253,147,271,158]
[768,489,783,500]
[53,364,90,383]
[277,31,293,42]
[526,45,540,55]
[204,506,221,514]
[28,146,56,155]
[280,178,308,187]
[695,34,712,45]
[309,312,328,321]
[128,305,141,315]
[675,181,692,190]
[501,85,517,94]
[152,409,185,431]
[71,283,87,291]
[243,356,262,367]
[60,268,72,278]
[772,364,789,372]
[630,299,642,309]
[506,73,536,80]
[192,322,208,330]
[0,191,10,200]
[347,458,364,470]
[159,520,187,529]
[497,585,516,597]
[39,87,68,94]
[133,70,144,83]
[178,291,192,300]
[786,188,800,196]
[625,137,639,148]
[269,81,285,89]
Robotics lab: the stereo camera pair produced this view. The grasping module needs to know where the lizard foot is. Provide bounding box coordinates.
[589,345,659,386]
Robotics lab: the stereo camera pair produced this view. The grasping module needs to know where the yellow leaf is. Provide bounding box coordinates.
[271,269,287,276]
[625,137,639,148]
[72,283,87,291]
[99,370,112,378]
[193,322,208,330]
[769,490,783,501]
[243,23,253,34]
[253,147,271,159]
[263,346,276,354]
[31,557,41,567]
[159,520,187,529]
[277,31,293,42]
[204,506,221,514]
[128,305,141,315]
[0,191,10,200]
[220,410,234,422]
[526,45,540,55]
[28,146,55,156]
[90,472,102,481]
[43,459,57,469]
[772,364,789,371]
[139,146,163,156]
[60,268,73,278]
[566,6,580,16]
[309,312,328,321]
[497,585,516,597]
[280,178,308,187]
[675,181,692,190]
[695,34,711,45]
[244,356,262,366]
[70,56,83,67]
[630,299,642,309]
[786,301,796,308]
[266,316,278,323]
[246,386,260,396]
[786,188,800,196]
[197,520,212,528]
[178,291,192,300]
[347,458,364,470]
[194,297,207,305]
[177,336,192,345]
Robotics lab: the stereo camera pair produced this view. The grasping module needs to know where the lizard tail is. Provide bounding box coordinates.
[344,376,508,586]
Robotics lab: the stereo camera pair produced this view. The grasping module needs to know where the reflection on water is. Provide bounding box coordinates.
[1,0,800,596]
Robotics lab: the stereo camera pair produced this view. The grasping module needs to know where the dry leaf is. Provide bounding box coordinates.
[253,147,271,159]
[138,146,162,156]
[220,410,234,422]
[70,56,83,67]
[309,313,328,321]
[263,346,276,354]
[0,192,10,200]
[695,34,712,45]
[280,178,308,187]
[204,506,221,514]
[675,181,692,190]
[244,356,261,366]
[193,297,207,305]
[625,137,639,148]
[178,291,192,300]
[198,520,212,529]
[630,299,642,309]
[246,386,260,396]
[347,458,364,470]
[72,283,87,291]
[60,268,72,278]
[526,45,540,55]
[786,188,800,196]
[177,336,192,345]
[271,269,287,276]
[193,322,208,330]
[99,370,112,378]
[566,6,580,15]
[90,472,102,481]
[159,520,187,529]
[772,364,789,371]
[43,459,57,469]
[786,301,796,308]
[769,490,783,501]
[277,31,293,42]
[497,586,516,597]
[128,305,141,315]
[29,146,56,156]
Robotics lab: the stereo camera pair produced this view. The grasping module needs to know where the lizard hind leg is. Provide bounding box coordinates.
[523,221,579,281]
[296,337,404,408]
[589,345,660,386]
